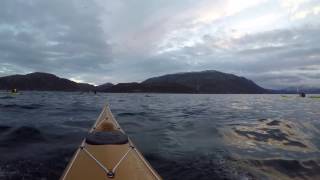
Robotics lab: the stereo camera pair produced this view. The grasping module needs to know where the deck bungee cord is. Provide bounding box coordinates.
[60,104,162,180]
[80,144,134,178]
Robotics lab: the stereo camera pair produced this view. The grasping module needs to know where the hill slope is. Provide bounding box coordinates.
[0,70,268,93]
[102,70,267,93]
[95,83,114,92]
[0,72,94,91]
[141,70,267,93]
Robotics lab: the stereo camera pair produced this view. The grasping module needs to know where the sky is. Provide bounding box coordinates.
[0,0,319,89]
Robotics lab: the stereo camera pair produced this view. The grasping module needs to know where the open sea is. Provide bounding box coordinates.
[0,91,320,180]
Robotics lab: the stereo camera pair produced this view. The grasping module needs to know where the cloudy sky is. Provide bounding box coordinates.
[0,0,319,89]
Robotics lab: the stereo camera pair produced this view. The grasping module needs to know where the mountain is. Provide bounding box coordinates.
[0,70,268,93]
[141,70,267,93]
[95,83,114,92]
[0,72,95,91]
[104,82,195,93]
[102,70,268,94]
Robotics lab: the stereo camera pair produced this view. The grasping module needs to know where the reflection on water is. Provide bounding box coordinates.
[223,119,319,153]
[0,92,320,179]
[222,118,320,179]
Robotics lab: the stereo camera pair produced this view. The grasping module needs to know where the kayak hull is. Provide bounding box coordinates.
[61,105,161,180]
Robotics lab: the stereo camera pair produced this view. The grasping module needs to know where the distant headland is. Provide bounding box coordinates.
[0,71,318,94]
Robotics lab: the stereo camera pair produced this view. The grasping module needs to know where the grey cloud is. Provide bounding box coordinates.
[162,25,320,88]
[0,0,319,88]
[251,72,320,89]
[250,74,304,89]
[0,0,112,83]
[298,66,320,71]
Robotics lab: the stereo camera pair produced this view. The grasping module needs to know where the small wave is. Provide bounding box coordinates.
[182,108,207,116]
[0,148,74,180]
[0,125,12,134]
[117,112,147,117]
[63,120,93,128]
[145,153,254,180]
[0,103,43,110]
[266,120,281,126]
[0,96,15,99]
[181,121,195,129]
[69,107,97,113]
[0,126,46,146]
[222,119,318,153]
[230,103,251,110]
[247,158,320,179]
[309,96,320,99]
[122,121,142,128]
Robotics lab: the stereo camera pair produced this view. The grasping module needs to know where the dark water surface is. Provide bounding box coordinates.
[0,91,320,180]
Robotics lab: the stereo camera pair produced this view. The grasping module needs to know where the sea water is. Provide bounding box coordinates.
[0,91,320,180]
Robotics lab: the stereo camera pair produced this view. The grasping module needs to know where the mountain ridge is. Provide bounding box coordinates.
[0,70,273,93]
[141,70,267,93]
[0,72,94,91]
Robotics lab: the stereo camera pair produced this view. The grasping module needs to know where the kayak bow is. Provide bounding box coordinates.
[61,105,162,180]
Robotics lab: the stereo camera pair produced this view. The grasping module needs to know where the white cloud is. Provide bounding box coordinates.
[280,0,320,20]
[226,0,268,16]
[292,5,320,19]
[231,13,282,33]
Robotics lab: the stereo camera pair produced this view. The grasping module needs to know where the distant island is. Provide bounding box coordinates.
[0,70,318,94]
